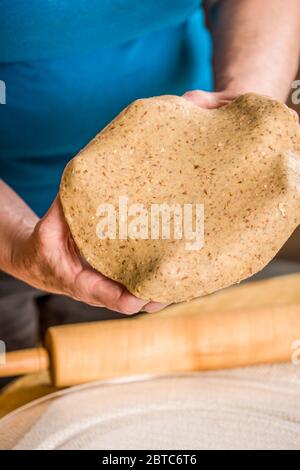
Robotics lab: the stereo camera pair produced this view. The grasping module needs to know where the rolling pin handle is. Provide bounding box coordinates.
[0,347,49,378]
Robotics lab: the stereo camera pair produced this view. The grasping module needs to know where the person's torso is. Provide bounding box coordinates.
[0,0,212,216]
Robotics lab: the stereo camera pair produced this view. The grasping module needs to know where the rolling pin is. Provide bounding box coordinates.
[1,273,300,387]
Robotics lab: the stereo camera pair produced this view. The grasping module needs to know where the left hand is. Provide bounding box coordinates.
[183,89,300,125]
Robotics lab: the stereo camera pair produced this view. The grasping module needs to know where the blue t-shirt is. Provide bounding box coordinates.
[0,0,212,216]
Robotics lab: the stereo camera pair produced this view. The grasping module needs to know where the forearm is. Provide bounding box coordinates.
[209,0,300,101]
[0,179,39,276]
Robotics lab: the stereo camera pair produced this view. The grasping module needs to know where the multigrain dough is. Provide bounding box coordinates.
[60,93,300,303]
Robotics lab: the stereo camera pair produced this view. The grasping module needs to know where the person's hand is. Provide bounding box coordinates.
[183,89,300,124]
[11,196,167,314]
[183,89,241,109]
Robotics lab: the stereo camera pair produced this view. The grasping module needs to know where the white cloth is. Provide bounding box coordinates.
[0,364,300,450]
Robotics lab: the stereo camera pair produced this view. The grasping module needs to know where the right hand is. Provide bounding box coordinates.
[11,196,167,314]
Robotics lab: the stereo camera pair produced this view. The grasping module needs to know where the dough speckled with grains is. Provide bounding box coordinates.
[60,93,300,302]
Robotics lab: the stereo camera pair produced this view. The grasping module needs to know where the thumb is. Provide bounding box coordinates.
[183,90,233,109]
[38,195,70,239]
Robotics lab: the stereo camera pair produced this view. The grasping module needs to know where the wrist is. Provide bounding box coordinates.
[215,76,289,102]
[9,222,37,284]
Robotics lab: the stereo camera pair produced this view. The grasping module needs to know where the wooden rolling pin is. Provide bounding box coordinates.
[1,273,300,387]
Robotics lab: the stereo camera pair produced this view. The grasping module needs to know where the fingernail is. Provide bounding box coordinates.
[143,302,168,313]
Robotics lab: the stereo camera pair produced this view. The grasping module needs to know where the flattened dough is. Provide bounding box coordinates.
[60,93,300,302]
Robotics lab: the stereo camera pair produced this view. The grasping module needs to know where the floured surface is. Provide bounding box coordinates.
[60,93,300,302]
[0,364,299,450]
